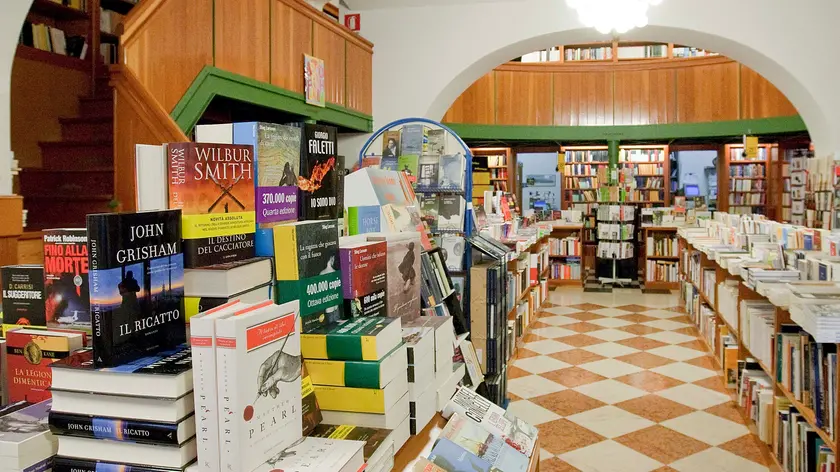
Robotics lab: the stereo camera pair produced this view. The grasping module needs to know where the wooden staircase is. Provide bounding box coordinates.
[19,76,115,230]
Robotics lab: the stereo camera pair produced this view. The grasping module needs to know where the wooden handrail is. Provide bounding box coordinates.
[110,65,188,142]
[120,0,166,45]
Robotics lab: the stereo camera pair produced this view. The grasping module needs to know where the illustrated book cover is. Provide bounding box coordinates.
[340,240,387,318]
[400,125,424,156]
[417,155,440,187]
[345,205,381,236]
[427,129,446,155]
[438,154,465,189]
[86,210,186,367]
[381,131,400,159]
[43,229,90,331]
[6,328,84,403]
[397,154,419,185]
[1,265,46,333]
[299,124,340,220]
[301,362,322,436]
[437,195,465,231]
[166,143,256,268]
[369,233,421,321]
[261,436,364,472]
[437,412,528,472]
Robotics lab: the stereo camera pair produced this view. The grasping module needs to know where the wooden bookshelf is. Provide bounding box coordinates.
[526,40,718,64]
[470,147,512,206]
[642,227,679,290]
[719,143,774,215]
[619,144,670,205]
[547,225,585,286]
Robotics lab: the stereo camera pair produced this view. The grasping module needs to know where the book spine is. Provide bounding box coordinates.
[215,321,239,472]
[340,248,354,299]
[190,317,221,472]
[53,456,183,472]
[305,358,381,389]
[313,384,386,413]
[48,411,182,445]
[86,214,111,366]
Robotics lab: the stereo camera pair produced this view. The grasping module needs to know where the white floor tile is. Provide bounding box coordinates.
[646,345,706,361]
[566,406,656,438]
[507,399,563,426]
[524,339,575,355]
[507,375,567,399]
[662,411,751,446]
[670,447,769,472]
[578,358,644,378]
[590,307,633,317]
[651,362,717,382]
[560,440,663,472]
[513,355,571,374]
[573,379,647,404]
[542,305,583,316]
[642,319,692,331]
[643,309,685,319]
[582,342,640,358]
[539,315,581,326]
[643,330,697,345]
[656,384,732,410]
[540,448,555,462]
[589,317,634,328]
[587,328,637,342]
[531,326,578,339]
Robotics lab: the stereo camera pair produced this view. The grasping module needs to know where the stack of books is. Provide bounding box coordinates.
[0,400,57,472]
[309,424,397,472]
[791,303,840,342]
[401,325,436,435]
[182,256,273,324]
[339,239,388,318]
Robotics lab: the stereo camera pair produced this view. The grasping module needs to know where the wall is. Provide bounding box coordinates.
[518,152,561,211]
[0,0,33,195]
[676,150,716,199]
[352,0,840,154]
[11,58,89,169]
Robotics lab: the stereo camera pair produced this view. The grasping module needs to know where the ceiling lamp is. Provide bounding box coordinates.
[566,0,663,34]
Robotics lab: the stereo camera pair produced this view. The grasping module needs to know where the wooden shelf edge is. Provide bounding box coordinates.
[15,44,89,71]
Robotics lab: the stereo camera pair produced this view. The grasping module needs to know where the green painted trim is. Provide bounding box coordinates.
[170,66,373,134]
[445,116,807,142]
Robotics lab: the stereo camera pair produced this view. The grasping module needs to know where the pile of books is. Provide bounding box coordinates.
[0,400,56,472]
[790,304,840,343]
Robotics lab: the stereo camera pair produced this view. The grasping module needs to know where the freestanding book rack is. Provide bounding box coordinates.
[595,203,636,286]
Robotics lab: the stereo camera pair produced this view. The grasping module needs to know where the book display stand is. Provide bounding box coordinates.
[595,204,636,286]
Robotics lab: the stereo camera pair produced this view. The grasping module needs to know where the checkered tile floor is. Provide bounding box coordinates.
[511,288,772,472]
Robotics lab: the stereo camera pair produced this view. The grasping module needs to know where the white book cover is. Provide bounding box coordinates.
[189,300,246,472]
[134,144,167,212]
[263,436,364,472]
[216,300,302,472]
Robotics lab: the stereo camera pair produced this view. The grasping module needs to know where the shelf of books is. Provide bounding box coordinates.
[471,147,512,207]
[561,145,609,211]
[679,215,840,469]
[642,226,679,290]
[618,145,670,205]
[548,224,584,286]
[720,143,775,216]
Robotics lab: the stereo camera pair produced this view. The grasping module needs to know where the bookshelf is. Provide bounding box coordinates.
[522,40,718,64]
[561,145,609,210]
[547,225,584,286]
[470,147,512,207]
[619,145,670,205]
[720,143,774,216]
[642,227,679,290]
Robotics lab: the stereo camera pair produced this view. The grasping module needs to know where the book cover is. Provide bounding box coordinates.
[380,155,398,171]
[427,130,446,155]
[0,399,54,459]
[167,143,256,267]
[382,131,400,159]
[1,265,46,333]
[6,329,83,403]
[417,155,440,187]
[0,339,6,405]
[440,236,465,271]
[380,234,421,320]
[301,362,322,435]
[299,124,340,220]
[429,437,491,472]
[398,154,419,185]
[53,457,191,472]
[262,436,364,472]
[439,412,528,472]
[43,229,90,331]
[437,196,464,231]
[47,411,193,445]
[340,241,387,318]
[420,194,440,229]
[301,316,401,361]
[438,155,465,189]
[309,423,391,462]
[215,301,302,472]
[400,125,424,156]
[86,210,186,367]
[345,206,381,236]
[303,344,405,389]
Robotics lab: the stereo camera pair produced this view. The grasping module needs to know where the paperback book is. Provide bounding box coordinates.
[427,129,446,155]
[437,196,465,231]
[52,457,193,472]
[301,316,402,361]
[400,125,424,156]
[1,265,46,333]
[261,436,364,472]
[301,362,322,435]
[438,154,465,189]
[43,229,90,331]
[345,205,381,236]
[368,233,421,320]
[6,328,84,402]
[417,155,440,187]
[309,423,394,467]
[381,131,400,158]
[48,411,194,445]
[299,124,340,220]
[0,399,57,472]
[340,240,387,318]
[398,154,419,185]
[86,210,186,367]
[166,142,256,267]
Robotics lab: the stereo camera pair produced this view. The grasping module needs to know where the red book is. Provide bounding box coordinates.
[6,328,84,402]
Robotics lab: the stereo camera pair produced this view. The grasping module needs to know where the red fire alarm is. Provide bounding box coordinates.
[345,13,360,31]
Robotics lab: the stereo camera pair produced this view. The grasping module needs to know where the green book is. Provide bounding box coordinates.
[398,154,419,184]
[301,316,402,361]
[304,344,406,389]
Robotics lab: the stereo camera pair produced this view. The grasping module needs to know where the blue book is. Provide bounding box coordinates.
[346,206,381,235]
[429,438,492,472]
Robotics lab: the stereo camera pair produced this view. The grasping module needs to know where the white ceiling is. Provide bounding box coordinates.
[345,0,526,10]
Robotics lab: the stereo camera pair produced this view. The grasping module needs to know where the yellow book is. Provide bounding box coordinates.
[472,173,491,186]
[313,373,407,414]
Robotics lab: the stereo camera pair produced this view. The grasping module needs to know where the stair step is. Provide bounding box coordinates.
[79,96,114,117]
[24,195,113,230]
[60,116,113,140]
[19,168,114,195]
[39,140,113,170]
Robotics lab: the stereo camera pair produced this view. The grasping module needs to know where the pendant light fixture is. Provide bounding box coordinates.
[566,0,663,34]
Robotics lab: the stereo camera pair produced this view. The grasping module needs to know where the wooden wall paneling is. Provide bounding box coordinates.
[676,62,739,123]
[495,71,553,126]
[214,0,271,83]
[613,69,676,125]
[552,71,613,126]
[270,0,312,94]
[312,23,346,107]
[740,65,798,120]
[345,42,372,115]
[442,72,495,124]
[122,0,214,112]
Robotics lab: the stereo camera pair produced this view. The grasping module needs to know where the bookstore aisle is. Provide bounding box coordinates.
[513,288,770,472]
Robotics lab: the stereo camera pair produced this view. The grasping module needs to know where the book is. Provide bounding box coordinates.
[400,125,424,156]
[369,232,421,320]
[6,328,84,403]
[438,155,465,189]
[50,345,193,399]
[398,154,419,184]
[409,380,436,435]
[412,457,447,472]
[313,373,408,414]
[380,155,398,171]
[301,316,402,361]
[56,435,197,469]
[382,131,400,159]
[52,457,193,472]
[273,220,342,332]
[0,400,57,471]
[320,392,409,430]
[340,240,387,318]
[261,436,364,472]
[166,143,256,268]
[183,257,272,298]
[419,194,440,229]
[437,196,465,231]
[403,326,436,399]
[429,437,492,472]
[0,339,6,405]
[48,411,195,445]
[417,155,440,187]
[1,265,46,333]
[301,362,322,436]
[50,389,194,423]
[439,235,465,271]
[440,412,528,471]
[442,386,537,457]
[43,229,90,331]
[135,144,167,212]
[345,206,381,235]
[309,423,394,467]
[299,124,340,220]
[215,300,302,472]
[304,344,406,389]
[427,129,446,155]
[86,210,186,367]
